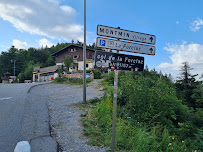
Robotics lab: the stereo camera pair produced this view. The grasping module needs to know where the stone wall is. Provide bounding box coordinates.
[62,73,94,79]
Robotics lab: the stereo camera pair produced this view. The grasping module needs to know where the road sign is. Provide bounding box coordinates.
[95,51,144,71]
[96,37,155,55]
[97,25,156,45]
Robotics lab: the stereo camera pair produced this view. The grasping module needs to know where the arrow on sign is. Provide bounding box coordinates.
[149,37,153,42]
[149,48,153,53]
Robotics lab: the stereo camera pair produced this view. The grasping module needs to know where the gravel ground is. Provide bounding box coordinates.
[30,80,108,152]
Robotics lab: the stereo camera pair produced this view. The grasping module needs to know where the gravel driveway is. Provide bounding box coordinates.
[28,80,108,152]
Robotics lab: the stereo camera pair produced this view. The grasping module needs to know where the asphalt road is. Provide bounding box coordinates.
[0,83,39,152]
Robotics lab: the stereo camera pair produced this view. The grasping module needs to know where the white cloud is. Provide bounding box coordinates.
[12,40,29,49]
[0,0,83,42]
[176,21,179,24]
[39,38,54,48]
[190,18,203,32]
[157,42,203,79]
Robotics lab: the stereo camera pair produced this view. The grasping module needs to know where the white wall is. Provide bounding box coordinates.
[54,73,58,78]
[78,61,93,70]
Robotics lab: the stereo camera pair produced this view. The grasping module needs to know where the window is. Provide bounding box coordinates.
[70,48,77,52]
[73,55,79,59]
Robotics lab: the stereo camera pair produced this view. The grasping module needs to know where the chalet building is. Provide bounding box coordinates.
[51,44,95,71]
[33,44,97,82]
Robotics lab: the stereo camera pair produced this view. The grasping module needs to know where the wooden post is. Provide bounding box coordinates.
[112,29,120,151]
[112,69,118,152]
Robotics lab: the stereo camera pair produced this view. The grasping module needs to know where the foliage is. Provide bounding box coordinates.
[81,93,193,151]
[93,69,101,79]
[18,61,42,82]
[175,62,201,109]
[78,69,202,151]
[63,55,74,72]
[52,77,65,83]
[53,77,92,85]
[86,70,91,73]
[46,56,55,66]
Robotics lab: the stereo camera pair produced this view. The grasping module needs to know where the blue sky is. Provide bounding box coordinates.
[0,0,202,79]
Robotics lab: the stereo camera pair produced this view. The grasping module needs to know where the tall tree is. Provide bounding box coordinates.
[175,62,199,109]
[145,65,149,71]
[159,70,163,77]
[168,73,173,82]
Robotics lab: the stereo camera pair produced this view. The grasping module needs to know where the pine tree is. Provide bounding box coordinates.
[168,73,173,82]
[159,70,163,77]
[175,62,198,109]
[145,65,149,71]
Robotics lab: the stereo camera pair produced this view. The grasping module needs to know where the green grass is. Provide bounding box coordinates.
[52,77,93,85]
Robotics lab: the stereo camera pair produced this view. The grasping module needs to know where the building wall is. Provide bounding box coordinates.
[2,80,9,83]
[33,72,57,82]
[55,46,95,64]
[63,73,94,79]
[78,61,93,70]
[39,74,55,82]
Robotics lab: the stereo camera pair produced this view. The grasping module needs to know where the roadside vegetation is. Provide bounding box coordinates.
[52,77,93,85]
[74,62,203,152]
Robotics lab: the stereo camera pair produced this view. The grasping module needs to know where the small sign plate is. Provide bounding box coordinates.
[96,37,155,55]
[97,25,156,45]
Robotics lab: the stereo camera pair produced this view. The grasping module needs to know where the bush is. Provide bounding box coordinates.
[53,77,65,83]
[53,77,92,85]
[83,93,193,151]
[93,69,101,79]
[86,70,91,73]
[98,70,200,150]
[104,71,114,85]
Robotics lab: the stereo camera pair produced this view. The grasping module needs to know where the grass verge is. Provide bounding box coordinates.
[52,77,93,85]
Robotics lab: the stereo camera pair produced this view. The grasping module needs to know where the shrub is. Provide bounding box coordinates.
[86,70,91,73]
[104,71,114,85]
[53,77,65,83]
[53,77,92,85]
[93,69,101,79]
[83,92,193,151]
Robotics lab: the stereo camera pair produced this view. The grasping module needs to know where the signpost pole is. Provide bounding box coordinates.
[112,69,118,152]
[112,32,120,151]
[83,0,86,104]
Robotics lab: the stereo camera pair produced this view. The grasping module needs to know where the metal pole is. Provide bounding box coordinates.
[14,60,16,77]
[83,0,87,104]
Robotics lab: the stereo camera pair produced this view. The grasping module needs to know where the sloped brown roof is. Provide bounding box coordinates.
[51,44,95,57]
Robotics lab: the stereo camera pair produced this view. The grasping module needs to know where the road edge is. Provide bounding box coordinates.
[27,82,51,93]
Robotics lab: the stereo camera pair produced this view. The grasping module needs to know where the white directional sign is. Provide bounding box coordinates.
[96,37,155,55]
[97,25,156,45]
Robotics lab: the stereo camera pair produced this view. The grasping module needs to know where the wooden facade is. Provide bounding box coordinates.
[51,44,95,64]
